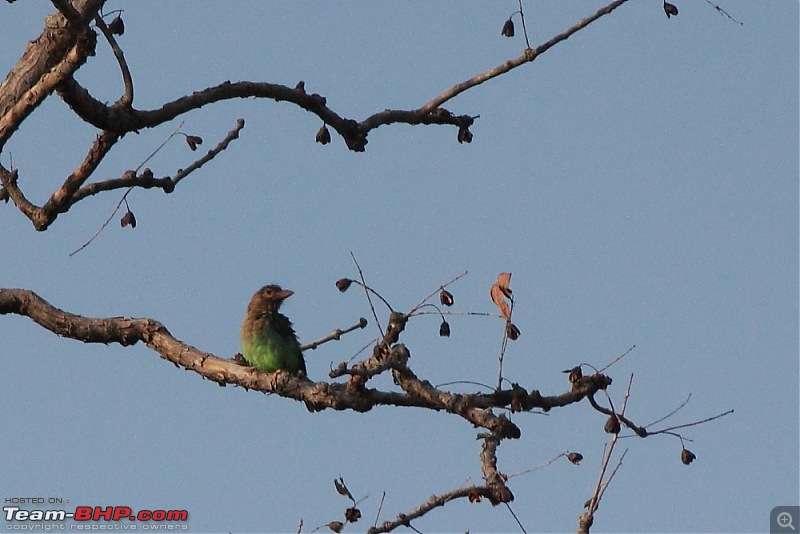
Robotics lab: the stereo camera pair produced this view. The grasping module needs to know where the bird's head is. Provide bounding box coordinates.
[247,284,294,316]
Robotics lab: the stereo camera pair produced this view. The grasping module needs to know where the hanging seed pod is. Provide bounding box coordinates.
[567,452,583,465]
[120,210,136,229]
[564,366,583,384]
[506,322,521,340]
[439,289,454,306]
[185,135,203,151]
[439,320,451,337]
[457,126,473,144]
[108,15,125,35]
[501,18,515,37]
[604,414,621,434]
[681,448,696,465]
[344,507,361,523]
[316,124,331,145]
[663,2,679,18]
[335,278,353,292]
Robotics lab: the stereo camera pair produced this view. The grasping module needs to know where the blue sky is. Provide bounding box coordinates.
[1,2,797,533]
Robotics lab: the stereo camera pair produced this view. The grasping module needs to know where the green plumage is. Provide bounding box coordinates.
[240,285,306,376]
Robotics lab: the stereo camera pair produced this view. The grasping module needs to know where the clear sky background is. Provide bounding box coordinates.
[1,2,797,533]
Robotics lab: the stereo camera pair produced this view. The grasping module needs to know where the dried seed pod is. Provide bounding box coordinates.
[604,414,621,434]
[333,477,353,500]
[439,320,451,337]
[663,2,679,18]
[108,15,125,35]
[567,452,583,465]
[439,289,454,306]
[681,448,696,465]
[120,210,136,229]
[335,278,352,292]
[501,18,515,37]
[344,507,361,523]
[506,322,521,340]
[185,135,203,151]
[489,486,514,505]
[457,126,473,144]
[316,124,331,145]
[327,521,344,533]
[563,366,583,384]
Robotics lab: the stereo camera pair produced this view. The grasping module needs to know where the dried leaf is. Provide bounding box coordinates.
[327,521,344,533]
[496,272,513,298]
[490,272,513,320]
[334,477,353,501]
[681,448,696,465]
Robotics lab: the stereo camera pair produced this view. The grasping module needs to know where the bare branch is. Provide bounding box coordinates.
[0,288,599,426]
[416,0,633,117]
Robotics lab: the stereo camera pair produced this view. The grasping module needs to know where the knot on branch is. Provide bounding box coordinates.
[571,372,613,397]
[495,413,521,439]
[384,312,407,344]
[341,119,367,152]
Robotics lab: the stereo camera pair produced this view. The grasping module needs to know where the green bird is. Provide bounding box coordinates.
[240,284,306,376]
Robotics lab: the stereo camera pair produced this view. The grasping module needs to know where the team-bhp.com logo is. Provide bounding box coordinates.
[4,505,188,529]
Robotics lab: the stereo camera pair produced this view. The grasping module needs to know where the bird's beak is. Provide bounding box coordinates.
[275,288,294,301]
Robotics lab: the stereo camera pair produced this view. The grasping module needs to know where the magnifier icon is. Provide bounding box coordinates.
[778,511,796,530]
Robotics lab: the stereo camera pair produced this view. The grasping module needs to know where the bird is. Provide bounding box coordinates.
[240,284,306,376]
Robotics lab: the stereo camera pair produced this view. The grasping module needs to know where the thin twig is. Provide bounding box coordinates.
[644,393,692,429]
[507,452,567,479]
[373,492,386,530]
[505,502,527,534]
[434,380,495,391]
[350,252,385,338]
[703,0,743,24]
[408,310,495,318]
[517,0,531,49]
[93,14,134,106]
[300,317,367,351]
[408,270,468,315]
[496,297,514,390]
[68,121,183,256]
[647,408,734,435]
[597,344,635,374]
